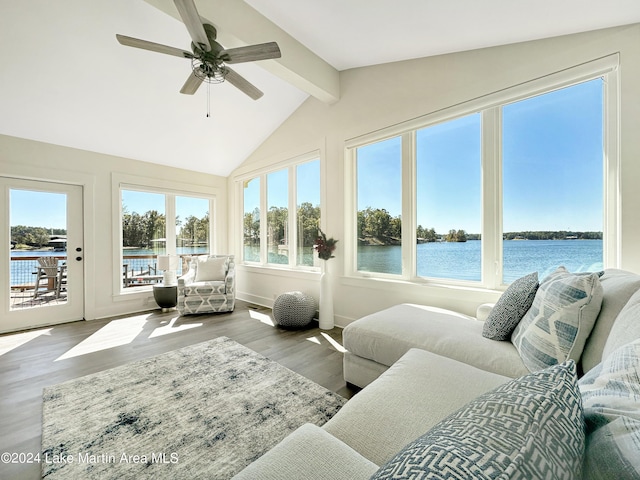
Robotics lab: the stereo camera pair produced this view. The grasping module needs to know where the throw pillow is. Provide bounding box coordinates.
[482,272,538,340]
[195,256,227,282]
[511,266,603,372]
[370,361,584,480]
[579,338,640,480]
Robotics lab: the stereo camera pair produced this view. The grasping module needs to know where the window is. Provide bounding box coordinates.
[416,113,482,280]
[176,196,210,268]
[356,137,402,275]
[240,156,321,269]
[243,178,260,263]
[502,79,603,282]
[296,161,321,267]
[120,188,214,291]
[267,169,289,265]
[347,57,617,287]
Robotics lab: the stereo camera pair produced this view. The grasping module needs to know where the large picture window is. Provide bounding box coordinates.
[347,57,617,287]
[240,156,321,269]
[502,79,604,282]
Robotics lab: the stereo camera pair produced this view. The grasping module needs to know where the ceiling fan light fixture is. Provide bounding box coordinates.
[191,58,227,84]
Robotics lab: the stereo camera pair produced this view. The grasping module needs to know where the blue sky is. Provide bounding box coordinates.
[9,190,210,230]
[358,78,604,234]
[10,190,67,229]
[121,191,210,225]
[244,160,321,213]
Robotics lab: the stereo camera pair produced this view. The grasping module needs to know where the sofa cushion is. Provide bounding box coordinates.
[343,304,529,379]
[325,348,511,466]
[371,361,584,480]
[602,288,640,360]
[232,423,378,480]
[579,338,640,479]
[482,271,538,340]
[512,266,603,372]
[195,256,227,282]
[581,269,640,372]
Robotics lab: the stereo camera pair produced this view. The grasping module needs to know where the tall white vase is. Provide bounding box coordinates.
[319,261,334,330]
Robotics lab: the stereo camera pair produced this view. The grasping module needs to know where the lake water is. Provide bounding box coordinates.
[358,239,603,283]
[11,241,603,286]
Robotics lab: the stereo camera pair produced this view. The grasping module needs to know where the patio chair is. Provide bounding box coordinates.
[177,255,235,315]
[33,257,59,298]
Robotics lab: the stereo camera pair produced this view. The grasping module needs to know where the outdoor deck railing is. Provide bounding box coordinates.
[10,256,67,290]
[10,254,196,290]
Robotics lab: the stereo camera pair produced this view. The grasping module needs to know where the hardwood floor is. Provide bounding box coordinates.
[0,301,358,479]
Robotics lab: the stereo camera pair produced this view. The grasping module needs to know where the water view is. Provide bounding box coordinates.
[357,239,603,282]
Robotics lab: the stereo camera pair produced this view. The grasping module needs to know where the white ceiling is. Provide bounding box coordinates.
[1,1,640,176]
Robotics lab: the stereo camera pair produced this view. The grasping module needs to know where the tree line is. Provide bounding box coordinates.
[244,202,321,248]
[11,226,66,248]
[358,207,470,243]
[122,207,209,248]
[356,207,602,244]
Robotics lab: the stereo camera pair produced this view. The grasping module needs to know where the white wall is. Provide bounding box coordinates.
[229,24,640,326]
[0,134,227,320]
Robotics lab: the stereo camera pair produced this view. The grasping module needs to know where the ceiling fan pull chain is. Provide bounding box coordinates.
[206,81,211,118]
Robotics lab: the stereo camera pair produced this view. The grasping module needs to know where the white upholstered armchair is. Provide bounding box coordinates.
[177,255,235,315]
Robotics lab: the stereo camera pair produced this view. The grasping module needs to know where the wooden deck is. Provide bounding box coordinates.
[0,300,356,479]
[10,289,67,309]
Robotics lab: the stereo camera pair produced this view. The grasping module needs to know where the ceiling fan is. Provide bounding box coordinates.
[116,0,281,100]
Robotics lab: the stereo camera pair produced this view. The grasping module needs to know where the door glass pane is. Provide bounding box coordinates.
[296,160,321,267]
[502,79,604,282]
[267,169,289,265]
[10,189,67,309]
[243,178,260,262]
[176,196,210,275]
[356,136,402,274]
[416,113,482,281]
[121,190,166,289]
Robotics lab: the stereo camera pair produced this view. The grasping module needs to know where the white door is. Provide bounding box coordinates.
[1,178,84,333]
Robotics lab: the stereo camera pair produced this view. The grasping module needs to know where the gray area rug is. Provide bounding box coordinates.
[42,336,346,479]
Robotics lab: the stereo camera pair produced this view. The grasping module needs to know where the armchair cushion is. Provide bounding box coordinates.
[183,281,227,296]
[195,256,227,282]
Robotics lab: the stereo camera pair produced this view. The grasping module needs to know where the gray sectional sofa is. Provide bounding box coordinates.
[234,268,640,479]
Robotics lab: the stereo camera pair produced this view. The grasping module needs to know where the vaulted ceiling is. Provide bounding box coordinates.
[1,0,639,176]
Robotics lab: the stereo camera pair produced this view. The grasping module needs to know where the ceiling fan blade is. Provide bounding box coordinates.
[224,67,263,100]
[221,42,281,64]
[180,71,203,95]
[174,0,211,52]
[116,34,193,59]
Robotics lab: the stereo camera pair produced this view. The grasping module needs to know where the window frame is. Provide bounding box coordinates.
[237,151,322,272]
[112,175,217,297]
[345,55,619,289]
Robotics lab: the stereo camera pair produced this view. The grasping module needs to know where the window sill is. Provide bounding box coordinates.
[341,275,504,297]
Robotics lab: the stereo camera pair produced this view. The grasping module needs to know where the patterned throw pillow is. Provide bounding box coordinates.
[511,266,603,372]
[579,339,640,480]
[370,362,584,480]
[482,272,538,340]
